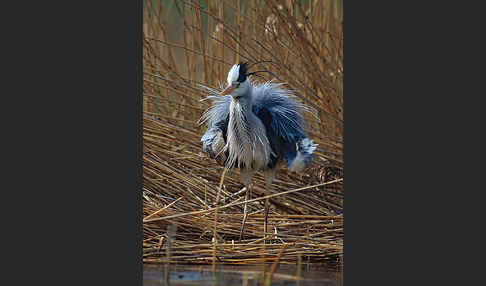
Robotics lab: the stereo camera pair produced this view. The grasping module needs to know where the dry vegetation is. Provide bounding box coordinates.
[142,0,343,267]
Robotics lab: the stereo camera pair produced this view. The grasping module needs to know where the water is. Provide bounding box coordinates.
[143,264,343,286]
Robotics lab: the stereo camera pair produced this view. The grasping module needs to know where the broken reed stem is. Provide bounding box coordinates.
[212,167,226,271]
[260,243,266,286]
[265,244,289,286]
[296,252,302,281]
[164,224,177,283]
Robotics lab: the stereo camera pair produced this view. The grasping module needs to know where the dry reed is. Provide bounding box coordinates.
[143,0,343,268]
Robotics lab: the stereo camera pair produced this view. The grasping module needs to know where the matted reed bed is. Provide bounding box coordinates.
[142,115,343,266]
[143,0,343,266]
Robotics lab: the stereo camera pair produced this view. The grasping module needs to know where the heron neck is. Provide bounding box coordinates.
[227,92,253,169]
[228,89,254,138]
[229,98,250,125]
[231,84,252,111]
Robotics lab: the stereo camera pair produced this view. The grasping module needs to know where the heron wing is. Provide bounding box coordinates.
[201,122,228,166]
[252,82,314,170]
[251,82,308,143]
[199,91,231,165]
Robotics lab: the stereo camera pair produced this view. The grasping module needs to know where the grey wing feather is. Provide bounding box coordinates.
[198,84,231,127]
[199,84,230,165]
[201,127,227,165]
[251,81,311,142]
[251,81,317,172]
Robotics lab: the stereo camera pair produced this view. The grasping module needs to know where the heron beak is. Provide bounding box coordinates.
[221,85,235,96]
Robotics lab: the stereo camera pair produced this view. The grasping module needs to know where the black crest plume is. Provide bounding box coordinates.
[236,60,275,82]
[237,62,248,83]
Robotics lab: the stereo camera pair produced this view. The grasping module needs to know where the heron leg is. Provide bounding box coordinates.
[264,197,269,244]
[239,184,250,242]
[263,168,276,244]
[238,170,254,242]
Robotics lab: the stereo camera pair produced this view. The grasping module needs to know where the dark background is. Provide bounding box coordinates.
[1,1,482,285]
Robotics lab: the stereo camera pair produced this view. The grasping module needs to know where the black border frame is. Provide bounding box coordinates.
[8,0,477,285]
[136,0,143,284]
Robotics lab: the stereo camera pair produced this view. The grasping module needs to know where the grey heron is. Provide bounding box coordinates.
[199,62,317,242]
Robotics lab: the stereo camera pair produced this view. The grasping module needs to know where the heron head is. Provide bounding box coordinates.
[221,62,250,99]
